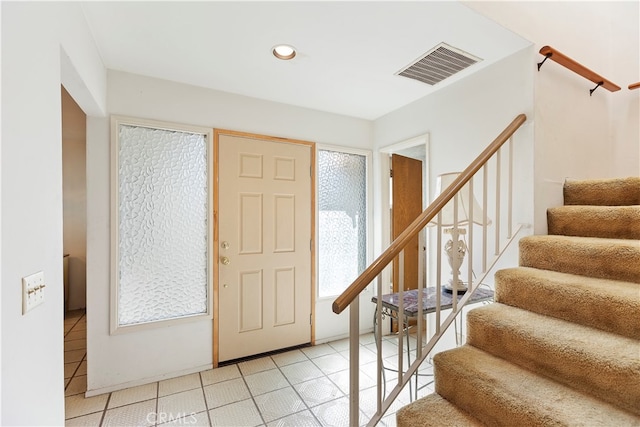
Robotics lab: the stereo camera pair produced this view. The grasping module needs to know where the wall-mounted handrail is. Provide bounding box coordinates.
[332,113,527,315]
[537,46,621,95]
[630,82,640,90]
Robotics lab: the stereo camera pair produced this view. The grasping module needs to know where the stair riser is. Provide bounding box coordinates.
[466,306,640,415]
[519,237,640,284]
[495,268,640,340]
[547,206,640,240]
[564,177,640,206]
[433,355,538,427]
[433,347,640,426]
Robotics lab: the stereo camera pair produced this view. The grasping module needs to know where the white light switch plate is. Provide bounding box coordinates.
[22,271,45,314]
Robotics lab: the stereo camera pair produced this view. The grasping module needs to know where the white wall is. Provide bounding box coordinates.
[86,70,374,393]
[465,1,640,234]
[374,47,535,288]
[1,2,106,425]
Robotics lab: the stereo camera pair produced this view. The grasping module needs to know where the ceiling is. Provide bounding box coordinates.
[81,1,531,120]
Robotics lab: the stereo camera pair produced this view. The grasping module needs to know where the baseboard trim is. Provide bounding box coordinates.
[84,363,213,397]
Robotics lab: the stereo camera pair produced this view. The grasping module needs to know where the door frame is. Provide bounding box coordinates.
[213,129,316,367]
[379,134,430,295]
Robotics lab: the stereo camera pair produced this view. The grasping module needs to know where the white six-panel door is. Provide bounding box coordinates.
[217,131,313,363]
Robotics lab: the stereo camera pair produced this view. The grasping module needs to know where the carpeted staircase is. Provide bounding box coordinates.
[397,177,640,426]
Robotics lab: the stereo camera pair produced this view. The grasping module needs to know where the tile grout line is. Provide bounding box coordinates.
[98,391,112,427]
[237,361,269,426]
[198,371,214,427]
[268,353,316,425]
[154,379,159,427]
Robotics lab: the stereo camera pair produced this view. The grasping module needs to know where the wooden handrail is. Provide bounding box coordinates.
[332,114,527,314]
[538,46,621,93]
[630,82,640,90]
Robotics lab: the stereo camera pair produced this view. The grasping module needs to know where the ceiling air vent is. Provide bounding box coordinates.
[397,43,481,86]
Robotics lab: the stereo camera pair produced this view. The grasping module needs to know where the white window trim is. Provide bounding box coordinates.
[110,115,214,334]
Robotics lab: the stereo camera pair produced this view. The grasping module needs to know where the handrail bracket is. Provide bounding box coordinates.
[590,81,603,96]
[537,53,552,71]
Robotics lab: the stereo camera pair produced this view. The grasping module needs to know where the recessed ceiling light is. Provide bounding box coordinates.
[273,44,296,60]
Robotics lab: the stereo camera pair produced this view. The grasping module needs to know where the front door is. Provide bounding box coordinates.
[216,131,313,363]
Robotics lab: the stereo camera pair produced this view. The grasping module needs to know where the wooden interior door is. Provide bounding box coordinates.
[217,131,313,363]
[391,154,423,294]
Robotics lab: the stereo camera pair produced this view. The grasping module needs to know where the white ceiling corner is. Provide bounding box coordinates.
[81,1,530,120]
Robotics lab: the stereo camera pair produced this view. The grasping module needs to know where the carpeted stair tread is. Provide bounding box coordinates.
[519,234,640,283]
[548,205,640,239]
[395,176,640,426]
[564,177,640,206]
[495,267,640,339]
[433,345,640,427]
[396,393,482,427]
[466,303,640,415]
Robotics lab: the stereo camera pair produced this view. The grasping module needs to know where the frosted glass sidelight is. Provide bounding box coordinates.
[117,124,209,326]
[318,150,367,298]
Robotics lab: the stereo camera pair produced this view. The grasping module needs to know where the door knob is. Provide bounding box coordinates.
[220,256,230,265]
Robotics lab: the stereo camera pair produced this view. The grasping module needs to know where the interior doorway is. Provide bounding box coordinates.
[380,134,430,296]
[61,86,89,398]
[391,153,423,294]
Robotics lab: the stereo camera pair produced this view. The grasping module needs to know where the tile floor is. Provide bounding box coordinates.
[64,311,434,427]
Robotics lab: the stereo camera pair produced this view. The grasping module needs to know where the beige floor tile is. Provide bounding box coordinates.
[294,377,343,408]
[157,388,206,417]
[271,349,308,367]
[102,398,156,427]
[64,339,87,351]
[380,413,398,427]
[109,382,158,409]
[327,368,376,395]
[311,353,349,375]
[209,399,262,427]
[265,410,320,427]
[65,393,109,419]
[159,410,211,426]
[244,369,289,396]
[64,318,80,327]
[65,330,87,341]
[279,360,323,385]
[76,360,88,376]
[254,387,306,423]
[339,346,378,364]
[64,411,103,426]
[359,385,408,418]
[203,378,250,409]
[328,338,351,352]
[300,344,336,359]
[64,349,86,364]
[72,321,87,331]
[65,362,80,379]
[65,375,87,396]
[159,373,201,397]
[311,396,365,426]
[200,365,241,386]
[238,356,277,376]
